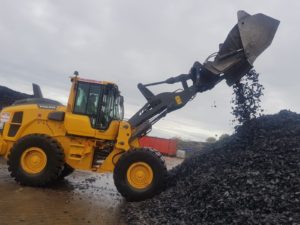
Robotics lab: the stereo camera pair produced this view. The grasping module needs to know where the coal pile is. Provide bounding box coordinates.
[0,85,32,110]
[123,110,300,225]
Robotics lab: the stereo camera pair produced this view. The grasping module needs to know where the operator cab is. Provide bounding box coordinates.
[72,78,124,130]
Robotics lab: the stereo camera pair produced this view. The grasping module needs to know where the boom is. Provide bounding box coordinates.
[129,10,280,140]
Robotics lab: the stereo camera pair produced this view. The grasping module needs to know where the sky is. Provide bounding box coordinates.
[0,0,299,141]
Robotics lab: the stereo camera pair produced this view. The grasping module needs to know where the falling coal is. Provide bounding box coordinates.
[231,69,264,127]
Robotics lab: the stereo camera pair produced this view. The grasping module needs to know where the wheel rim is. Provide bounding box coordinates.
[127,162,154,189]
[21,147,47,174]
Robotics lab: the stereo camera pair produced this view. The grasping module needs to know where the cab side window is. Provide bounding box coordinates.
[74,83,89,114]
[74,82,102,128]
[97,88,115,130]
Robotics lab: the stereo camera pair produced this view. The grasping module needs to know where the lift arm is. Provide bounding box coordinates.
[126,10,280,141]
[128,62,224,140]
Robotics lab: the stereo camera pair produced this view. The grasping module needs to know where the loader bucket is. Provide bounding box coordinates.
[204,10,280,86]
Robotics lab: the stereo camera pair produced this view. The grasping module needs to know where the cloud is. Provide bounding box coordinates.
[0,0,298,141]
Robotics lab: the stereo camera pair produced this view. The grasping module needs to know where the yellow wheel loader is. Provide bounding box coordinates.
[0,11,279,201]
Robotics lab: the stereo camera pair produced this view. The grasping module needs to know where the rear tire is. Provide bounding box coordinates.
[7,134,64,187]
[113,148,167,202]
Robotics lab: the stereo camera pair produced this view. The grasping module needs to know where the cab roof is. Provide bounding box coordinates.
[77,77,117,86]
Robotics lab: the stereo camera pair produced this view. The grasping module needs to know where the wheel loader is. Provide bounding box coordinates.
[0,11,279,201]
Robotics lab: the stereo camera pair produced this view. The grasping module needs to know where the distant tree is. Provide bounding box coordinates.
[171,136,182,142]
[206,137,217,143]
[219,134,230,141]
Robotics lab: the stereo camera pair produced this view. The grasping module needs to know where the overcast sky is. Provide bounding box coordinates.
[0,0,299,141]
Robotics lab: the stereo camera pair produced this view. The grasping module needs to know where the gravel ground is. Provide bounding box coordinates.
[0,156,182,225]
[123,110,300,225]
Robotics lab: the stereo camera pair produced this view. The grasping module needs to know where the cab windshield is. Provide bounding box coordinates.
[73,82,124,129]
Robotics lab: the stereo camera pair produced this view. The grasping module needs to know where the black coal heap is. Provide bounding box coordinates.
[124,110,300,225]
[0,86,32,110]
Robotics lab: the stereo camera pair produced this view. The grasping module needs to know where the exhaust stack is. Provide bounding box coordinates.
[32,83,43,98]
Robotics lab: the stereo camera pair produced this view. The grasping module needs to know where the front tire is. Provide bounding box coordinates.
[7,134,64,187]
[113,148,167,202]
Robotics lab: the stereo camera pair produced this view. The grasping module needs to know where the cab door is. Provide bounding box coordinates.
[64,82,100,137]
